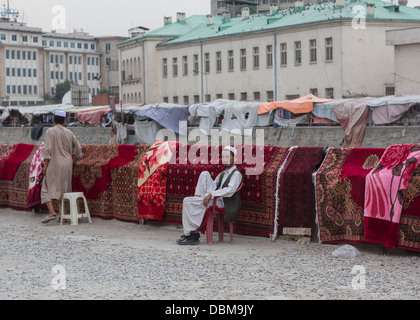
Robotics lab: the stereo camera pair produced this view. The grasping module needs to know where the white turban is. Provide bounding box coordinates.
[55,110,66,118]
[224,146,237,156]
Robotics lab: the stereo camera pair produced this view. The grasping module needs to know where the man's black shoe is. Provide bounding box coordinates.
[178,236,200,246]
[190,230,200,240]
[176,235,186,244]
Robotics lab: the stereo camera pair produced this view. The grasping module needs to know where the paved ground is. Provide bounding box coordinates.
[0,208,419,301]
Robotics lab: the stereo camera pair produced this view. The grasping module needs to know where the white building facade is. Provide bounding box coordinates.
[119,1,420,105]
[42,32,101,97]
[386,27,420,95]
[0,21,44,106]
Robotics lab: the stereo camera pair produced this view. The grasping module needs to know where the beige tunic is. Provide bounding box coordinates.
[41,125,82,203]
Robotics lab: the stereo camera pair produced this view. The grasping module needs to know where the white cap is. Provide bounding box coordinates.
[223,146,237,156]
[55,110,66,118]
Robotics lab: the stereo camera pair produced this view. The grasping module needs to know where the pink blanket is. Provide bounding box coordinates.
[364,144,420,248]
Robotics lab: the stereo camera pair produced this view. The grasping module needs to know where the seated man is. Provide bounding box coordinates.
[177,146,243,245]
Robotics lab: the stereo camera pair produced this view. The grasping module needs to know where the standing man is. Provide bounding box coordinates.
[41,110,83,224]
[177,146,243,245]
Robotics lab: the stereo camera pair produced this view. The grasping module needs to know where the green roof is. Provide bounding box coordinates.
[118,15,208,45]
[154,0,420,46]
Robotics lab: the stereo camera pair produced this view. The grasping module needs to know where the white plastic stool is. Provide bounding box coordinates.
[60,192,92,226]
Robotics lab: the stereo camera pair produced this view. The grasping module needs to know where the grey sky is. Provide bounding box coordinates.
[6,0,210,37]
[5,0,420,37]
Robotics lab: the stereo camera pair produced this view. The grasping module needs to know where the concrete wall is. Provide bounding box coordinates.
[1,125,418,148]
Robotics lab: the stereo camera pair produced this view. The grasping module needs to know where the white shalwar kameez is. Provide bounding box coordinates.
[182,165,242,236]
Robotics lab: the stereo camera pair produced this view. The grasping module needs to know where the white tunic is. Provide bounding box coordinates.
[182,166,242,235]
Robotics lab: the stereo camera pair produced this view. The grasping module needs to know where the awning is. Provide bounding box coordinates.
[258,94,333,115]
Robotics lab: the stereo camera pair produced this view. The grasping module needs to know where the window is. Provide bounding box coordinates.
[17,51,20,60]
[310,88,318,96]
[33,69,37,77]
[310,39,317,63]
[266,45,273,68]
[106,43,111,52]
[12,34,17,41]
[295,41,301,65]
[194,95,200,103]
[325,88,334,99]
[64,42,68,48]
[205,94,211,102]
[22,51,26,60]
[267,91,274,102]
[182,56,188,76]
[183,96,189,105]
[205,53,210,73]
[241,92,247,101]
[57,41,61,47]
[385,86,395,96]
[228,50,234,71]
[173,96,179,104]
[240,49,246,70]
[49,40,54,47]
[77,43,82,49]
[253,47,259,69]
[22,36,28,42]
[6,68,10,77]
[228,93,235,100]
[33,36,38,43]
[91,44,95,50]
[50,54,54,64]
[280,43,287,66]
[253,92,261,101]
[33,52,36,60]
[69,56,73,64]
[71,42,75,48]
[162,58,168,78]
[193,54,199,74]
[6,50,9,59]
[172,57,178,77]
[11,50,15,59]
[28,69,32,77]
[216,51,222,72]
[1,34,6,40]
[84,43,88,50]
[325,37,333,62]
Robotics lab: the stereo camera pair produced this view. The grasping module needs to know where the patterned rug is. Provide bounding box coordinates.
[137,141,178,221]
[315,147,386,243]
[72,144,150,222]
[162,144,291,238]
[315,147,420,252]
[364,144,420,249]
[0,144,38,211]
[28,143,44,208]
[278,146,325,237]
